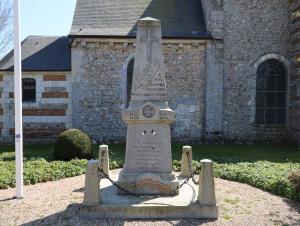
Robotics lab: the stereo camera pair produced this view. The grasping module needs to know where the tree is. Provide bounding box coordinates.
[0,0,12,59]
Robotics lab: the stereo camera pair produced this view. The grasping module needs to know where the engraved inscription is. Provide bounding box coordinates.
[142,105,156,118]
[135,142,162,170]
[132,61,166,99]
[129,112,139,120]
[159,112,169,120]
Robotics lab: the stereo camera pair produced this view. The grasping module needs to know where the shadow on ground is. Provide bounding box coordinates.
[284,198,300,214]
[273,199,300,226]
[21,204,217,226]
[73,187,84,193]
[0,197,18,202]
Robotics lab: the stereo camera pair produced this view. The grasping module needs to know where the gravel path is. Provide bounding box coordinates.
[0,169,299,226]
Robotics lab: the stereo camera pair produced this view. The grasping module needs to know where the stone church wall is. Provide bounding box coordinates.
[290,0,300,144]
[0,72,72,144]
[201,0,224,39]
[220,0,291,143]
[71,38,207,143]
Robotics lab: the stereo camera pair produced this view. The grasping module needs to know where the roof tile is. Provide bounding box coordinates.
[0,36,71,71]
[70,0,208,38]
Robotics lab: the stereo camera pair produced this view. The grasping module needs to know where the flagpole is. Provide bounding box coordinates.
[13,0,23,199]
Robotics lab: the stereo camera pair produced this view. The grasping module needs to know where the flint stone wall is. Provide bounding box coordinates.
[290,0,300,145]
[219,0,290,143]
[201,0,224,39]
[71,0,292,144]
[71,39,207,143]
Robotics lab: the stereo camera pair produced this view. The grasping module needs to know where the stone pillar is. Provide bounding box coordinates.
[198,159,216,205]
[205,41,224,142]
[118,17,179,195]
[99,145,109,177]
[83,160,100,205]
[180,145,193,177]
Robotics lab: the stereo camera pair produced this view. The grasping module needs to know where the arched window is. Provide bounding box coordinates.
[255,59,287,124]
[127,58,134,107]
[22,78,36,102]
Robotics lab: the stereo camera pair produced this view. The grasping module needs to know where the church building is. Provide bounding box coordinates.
[0,0,298,144]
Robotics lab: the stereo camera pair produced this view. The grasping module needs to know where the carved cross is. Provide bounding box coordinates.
[140,30,159,60]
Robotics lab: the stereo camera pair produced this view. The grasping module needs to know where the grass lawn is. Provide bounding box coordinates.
[1,143,298,163]
[0,143,300,201]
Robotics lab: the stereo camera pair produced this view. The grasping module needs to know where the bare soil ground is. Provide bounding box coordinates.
[0,169,299,226]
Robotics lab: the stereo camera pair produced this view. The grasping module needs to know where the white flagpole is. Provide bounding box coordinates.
[13,0,23,199]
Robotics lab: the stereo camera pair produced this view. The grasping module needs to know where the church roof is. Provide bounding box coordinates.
[70,0,209,38]
[0,36,71,72]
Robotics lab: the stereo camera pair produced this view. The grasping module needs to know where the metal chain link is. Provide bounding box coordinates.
[186,151,199,185]
[98,168,142,197]
[97,151,200,197]
[99,150,105,179]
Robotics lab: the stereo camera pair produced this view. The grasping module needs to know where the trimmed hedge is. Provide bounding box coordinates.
[54,129,93,161]
[174,160,300,201]
[0,159,124,189]
[0,159,87,189]
[213,161,300,201]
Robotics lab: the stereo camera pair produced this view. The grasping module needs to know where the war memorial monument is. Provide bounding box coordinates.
[80,18,218,219]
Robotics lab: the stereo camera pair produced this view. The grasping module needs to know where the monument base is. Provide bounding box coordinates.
[79,170,218,219]
[79,203,218,219]
[117,171,179,195]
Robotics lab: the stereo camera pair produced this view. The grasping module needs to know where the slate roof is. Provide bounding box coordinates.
[0,36,71,71]
[70,0,209,38]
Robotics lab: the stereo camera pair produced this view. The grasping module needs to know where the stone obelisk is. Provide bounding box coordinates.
[118,17,179,195]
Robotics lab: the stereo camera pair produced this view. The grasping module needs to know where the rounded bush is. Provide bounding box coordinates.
[289,171,300,192]
[54,129,93,161]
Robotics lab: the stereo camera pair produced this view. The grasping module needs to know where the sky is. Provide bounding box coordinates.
[21,0,77,40]
[0,0,77,58]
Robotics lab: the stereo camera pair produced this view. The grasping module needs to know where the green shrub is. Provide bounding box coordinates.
[172,160,300,201]
[213,162,300,201]
[0,159,87,189]
[289,170,300,192]
[54,129,93,161]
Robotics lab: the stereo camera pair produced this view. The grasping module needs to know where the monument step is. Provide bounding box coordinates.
[78,203,218,219]
[79,172,218,219]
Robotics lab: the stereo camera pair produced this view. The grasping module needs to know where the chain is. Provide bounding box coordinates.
[99,150,142,196]
[191,173,199,185]
[98,167,142,197]
[186,151,199,185]
[97,151,199,197]
[99,151,105,179]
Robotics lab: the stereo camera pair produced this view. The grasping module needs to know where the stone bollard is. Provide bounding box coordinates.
[83,159,100,205]
[180,145,193,177]
[198,159,217,206]
[99,145,110,178]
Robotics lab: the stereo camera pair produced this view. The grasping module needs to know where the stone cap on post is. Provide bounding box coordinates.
[99,145,108,151]
[137,17,161,27]
[182,145,192,152]
[201,159,212,163]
